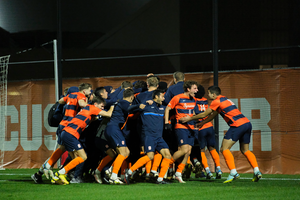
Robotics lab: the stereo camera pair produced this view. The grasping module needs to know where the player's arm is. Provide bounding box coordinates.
[164,106,172,124]
[99,105,114,117]
[196,110,218,128]
[180,107,214,123]
[58,97,66,104]
[78,99,88,108]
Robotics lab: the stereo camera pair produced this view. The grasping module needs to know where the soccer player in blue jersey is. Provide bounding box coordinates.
[163,71,185,105]
[104,88,144,184]
[125,89,172,184]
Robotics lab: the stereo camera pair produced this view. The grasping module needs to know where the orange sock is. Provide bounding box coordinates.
[145,160,152,174]
[48,148,63,167]
[158,158,171,178]
[187,156,190,164]
[151,153,162,172]
[222,149,236,170]
[112,154,125,175]
[130,155,151,172]
[63,157,84,174]
[201,152,209,169]
[176,163,186,173]
[244,150,258,168]
[97,155,113,172]
[121,159,128,175]
[210,149,221,167]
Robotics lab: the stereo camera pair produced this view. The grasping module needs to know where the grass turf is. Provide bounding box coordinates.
[1,169,300,200]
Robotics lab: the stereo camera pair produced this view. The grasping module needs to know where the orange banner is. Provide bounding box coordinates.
[1,68,300,174]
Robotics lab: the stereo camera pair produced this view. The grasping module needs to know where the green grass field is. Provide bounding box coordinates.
[1,169,299,200]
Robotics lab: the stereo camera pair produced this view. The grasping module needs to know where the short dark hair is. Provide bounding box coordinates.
[121,81,133,89]
[79,83,92,91]
[152,89,164,100]
[158,82,168,92]
[94,87,106,97]
[173,71,184,81]
[123,88,134,98]
[195,84,205,99]
[208,85,221,95]
[134,80,147,89]
[91,96,106,105]
[183,80,198,92]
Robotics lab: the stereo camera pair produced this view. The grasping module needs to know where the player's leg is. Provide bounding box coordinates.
[156,148,172,184]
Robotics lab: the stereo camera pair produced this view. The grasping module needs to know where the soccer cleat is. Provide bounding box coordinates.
[156,180,171,184]
[167,168,174,180]
[93,169,102,184]
[175,174,186,183]
[52,171,69,185]
[252,171,262,182]
[31,173,43,184]
[215,170,223,179]
[194,162,204,178]
[70,177,84,184]
[109,177,124,185]
[223,173,240,183]
[182,164,193,179]
[124,169,131,185]
[206,172,213,179]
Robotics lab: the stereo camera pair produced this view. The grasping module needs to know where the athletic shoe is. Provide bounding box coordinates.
[31,173,43,184]
[93,169,102,184]
[175,174,186,183]
[252,171,262,182]
[42,164,54,179]
[124,169,131,185]
[109,177,124,185]
[105,167,112,177]
[167,168,174,180]
[52,171,69,185]
[194,162,203,178]
[223,173,240,183]
[215,170,223,179]
[156,180,171,184]
[70,177,84,184]
[206,172,213,179]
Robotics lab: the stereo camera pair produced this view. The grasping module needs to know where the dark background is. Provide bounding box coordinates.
[1,0,299,81]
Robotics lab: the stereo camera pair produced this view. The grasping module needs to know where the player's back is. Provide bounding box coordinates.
[214,95,250,127]
[133,90,154,105]
[60,92,86,126]
[107,100,131,128]
[164,81,184,104]
[64,104,101,139]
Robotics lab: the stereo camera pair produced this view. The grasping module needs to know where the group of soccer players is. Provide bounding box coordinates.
[31,71,262,185]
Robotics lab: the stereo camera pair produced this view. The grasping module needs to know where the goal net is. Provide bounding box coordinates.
[0,55,10,170]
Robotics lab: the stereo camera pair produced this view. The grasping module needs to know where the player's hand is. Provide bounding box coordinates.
[164,123,172,131]
[179,115,192,123]
[139,104,146,109]
[146,100,153,105]
[196,122,204,129]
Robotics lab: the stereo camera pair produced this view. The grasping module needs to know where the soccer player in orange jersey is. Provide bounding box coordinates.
[164,80,198,183]
[50,96,114,185]
[180,86,262,183]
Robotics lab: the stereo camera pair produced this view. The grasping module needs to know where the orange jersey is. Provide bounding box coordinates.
[195,97,213,130]
[60,92,86,127]
[168,93,197,130]
[209,95,250,127]
[63,104,102,139]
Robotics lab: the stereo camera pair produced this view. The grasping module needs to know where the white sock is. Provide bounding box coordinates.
[151,170,158,174]
[157,177,163,182]
[205,167,210,173]
[111,173,118,180]
[45,163,51,169]
[253,167,259,174]
[128,169,133,175]
[58,168,66,175]
[230,169,237,175]
[216,166,221,171]
[175,172,182,177]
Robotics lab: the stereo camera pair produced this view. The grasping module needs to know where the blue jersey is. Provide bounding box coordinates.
[164,81,184,104]
[133,90,154,105]
[140,103,166,138]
